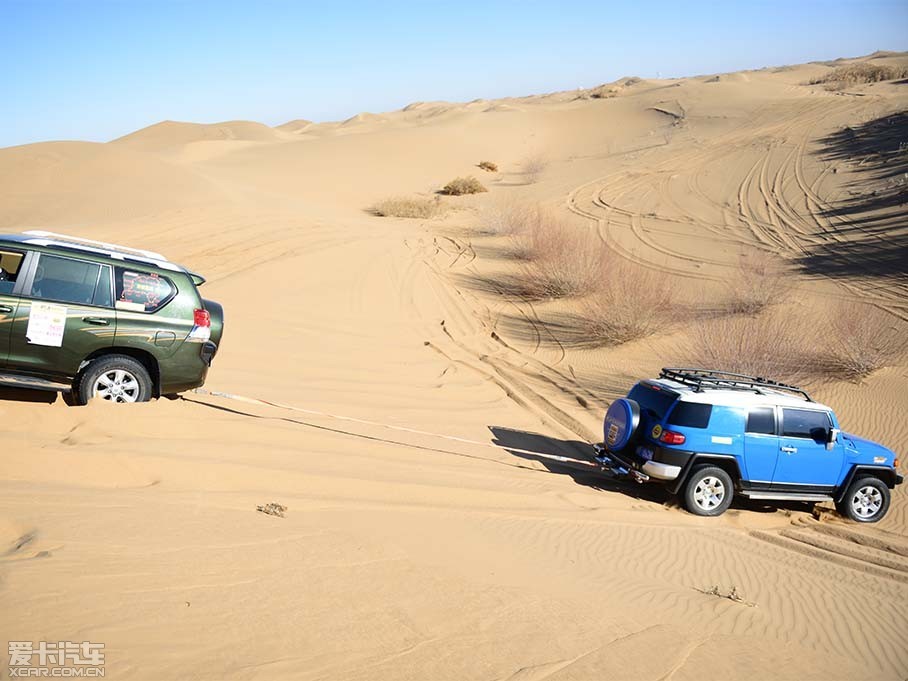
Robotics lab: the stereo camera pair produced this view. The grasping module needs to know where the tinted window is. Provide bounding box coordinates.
[628,383,677,420]
[668,402,712,428]
[93,265,113,307]
[0,249,24,295]
[115,268,175,313]
[31,255,101,305]
[746,408,776,435]
[782,409,830,442]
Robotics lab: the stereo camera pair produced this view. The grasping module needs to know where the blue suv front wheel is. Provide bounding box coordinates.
[837,477,891,523]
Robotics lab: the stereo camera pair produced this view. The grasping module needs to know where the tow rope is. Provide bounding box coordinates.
[189,387,600,470]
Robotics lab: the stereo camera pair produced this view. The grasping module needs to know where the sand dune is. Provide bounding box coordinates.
[113,119,292,149]
[1,53,907,679]
[0,141,229,226]
[276,118,314,133]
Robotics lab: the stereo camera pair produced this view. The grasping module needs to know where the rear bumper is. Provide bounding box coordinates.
[160,370,208,395]
[594,443,691,483]
[897,473,904,486]
[158,340,216,394]
[643,460,682,481]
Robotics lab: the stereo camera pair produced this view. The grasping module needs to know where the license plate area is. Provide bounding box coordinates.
[636,446,654,461]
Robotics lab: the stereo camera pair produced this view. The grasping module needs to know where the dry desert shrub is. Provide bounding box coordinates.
[820,302,907,380]
[489,204,674,332]
[723,251,791,314]
[676,300,905,384]
[521,153,549,183]
[518,234,605,298]
[507,204,586,257]
[478,160,498,172]
[509,208,605,297]
[506,204,554,258]
[809,63,908,89]
[679,311,814,384]
[589,85,619,99]
[441,176,487,196]
[370,196,447,218]
[480,200,539,238]
[577,258,674,344]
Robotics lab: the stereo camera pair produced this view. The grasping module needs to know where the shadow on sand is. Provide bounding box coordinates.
[0,386,59,404]
[489,425,674,505]
[797,111,908,280]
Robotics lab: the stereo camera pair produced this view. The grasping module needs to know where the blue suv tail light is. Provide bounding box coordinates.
[659,429,686,445]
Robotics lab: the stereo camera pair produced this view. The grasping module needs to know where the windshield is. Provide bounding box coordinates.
[628,383,677,421]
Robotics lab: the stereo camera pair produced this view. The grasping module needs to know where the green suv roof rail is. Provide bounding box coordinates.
[20,230,184,273]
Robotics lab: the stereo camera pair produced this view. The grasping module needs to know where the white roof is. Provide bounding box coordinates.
[21,230,182,272]
[649,378,832,412]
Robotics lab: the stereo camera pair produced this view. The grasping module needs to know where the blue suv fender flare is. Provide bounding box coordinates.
[835,466,901,502]
[667,454,743,495]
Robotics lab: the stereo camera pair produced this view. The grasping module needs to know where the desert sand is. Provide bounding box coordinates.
[1,53,907,680]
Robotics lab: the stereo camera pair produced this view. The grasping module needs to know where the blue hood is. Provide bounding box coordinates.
[843,432,897,465]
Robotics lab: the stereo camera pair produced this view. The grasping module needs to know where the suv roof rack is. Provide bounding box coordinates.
[658,367,813,402]
[22,230,181,272]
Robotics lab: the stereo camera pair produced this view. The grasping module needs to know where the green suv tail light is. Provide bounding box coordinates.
[193,309,210,327]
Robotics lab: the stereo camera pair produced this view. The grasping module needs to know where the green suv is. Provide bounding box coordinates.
[0,231,223,403]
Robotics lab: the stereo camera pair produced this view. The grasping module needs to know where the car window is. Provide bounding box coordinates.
[746,408,775,435]
[782,408,830,443]
[628,383,677,420]
[667,402,712,428]
[30,254,102,306]
[0,249,25,295]
[115,267,175,313]
[93,265,113,308]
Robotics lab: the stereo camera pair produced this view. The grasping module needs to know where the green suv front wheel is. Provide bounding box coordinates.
[75,355,153,405]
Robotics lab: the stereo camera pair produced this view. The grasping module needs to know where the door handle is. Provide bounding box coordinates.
[781,446,798,454]
[0,305,12,313]
[82,316,110,326]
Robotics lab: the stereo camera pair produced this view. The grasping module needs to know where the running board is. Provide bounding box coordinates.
[0,374,71,392]
[740,490,833,503]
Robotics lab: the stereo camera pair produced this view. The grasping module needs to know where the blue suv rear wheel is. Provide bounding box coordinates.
[683,465,734,516]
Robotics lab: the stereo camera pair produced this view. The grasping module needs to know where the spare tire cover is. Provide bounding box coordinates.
[603,398,641,451]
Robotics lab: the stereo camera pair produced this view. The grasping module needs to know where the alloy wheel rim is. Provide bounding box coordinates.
[92,369,140,403]
[851,486,883,518]
[694,476,726,510]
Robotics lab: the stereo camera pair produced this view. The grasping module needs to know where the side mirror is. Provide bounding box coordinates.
[826,428,840,450]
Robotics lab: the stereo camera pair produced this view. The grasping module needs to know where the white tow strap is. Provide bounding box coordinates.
[189,387,599,470]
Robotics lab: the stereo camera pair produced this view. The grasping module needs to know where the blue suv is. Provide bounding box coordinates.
[593,368,903,522]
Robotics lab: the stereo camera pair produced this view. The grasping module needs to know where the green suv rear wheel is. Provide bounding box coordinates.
[75,355,153,405]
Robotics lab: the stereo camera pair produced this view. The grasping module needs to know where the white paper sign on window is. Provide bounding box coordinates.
[26,302,67,347]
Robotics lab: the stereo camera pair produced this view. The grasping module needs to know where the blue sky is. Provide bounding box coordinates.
[2,0,906,147]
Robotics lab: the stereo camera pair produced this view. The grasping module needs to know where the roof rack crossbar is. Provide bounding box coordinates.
[659,367,813,402]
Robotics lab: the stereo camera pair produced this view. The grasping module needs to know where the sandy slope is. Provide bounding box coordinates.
[1,53,907,680]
